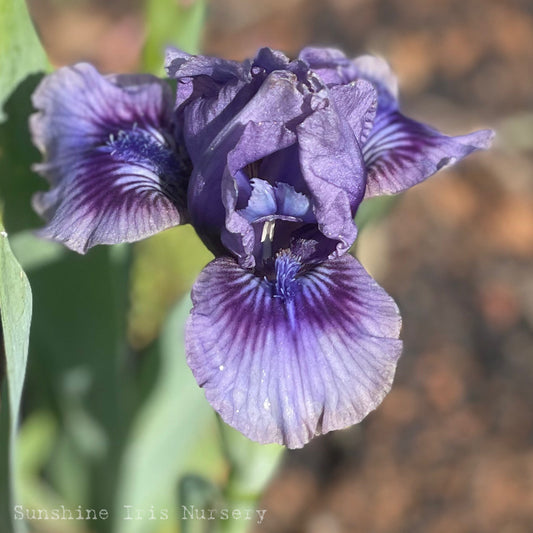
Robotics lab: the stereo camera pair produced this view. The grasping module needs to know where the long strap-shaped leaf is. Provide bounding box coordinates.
[0,220,32,533]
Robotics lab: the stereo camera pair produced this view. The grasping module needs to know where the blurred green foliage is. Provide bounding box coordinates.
[143,0,206,76]
[131,0,210,349]
[0,2,47,532]
[129,225,212,349]
[115,298,225,533]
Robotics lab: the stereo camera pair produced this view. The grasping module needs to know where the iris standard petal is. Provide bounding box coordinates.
[165,47,247,96]
[299,48,493,198]
[296,103,365,256]
[186,253,402,448]
[187,71,305,256]
[328,80,377,146]
[30,63,189,253]
[220,121,299,266]
[166,48,254,159]
[363,110,495,197]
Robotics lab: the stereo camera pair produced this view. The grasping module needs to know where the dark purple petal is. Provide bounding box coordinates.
[219,121,299,267]
[30,63,188,252]
[165,47,247,92]
[300,48,398,114]
[166,48,254,159]
[253,47,292,72]
[187,72,306,258]
[329,80,377,145]
[253,47,313,83]
[363,111,495,197]
[296,103,365,256]
[165,47,249,118]
[186,254,402,448]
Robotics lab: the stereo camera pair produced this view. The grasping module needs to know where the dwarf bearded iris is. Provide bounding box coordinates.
[30,47,493,448]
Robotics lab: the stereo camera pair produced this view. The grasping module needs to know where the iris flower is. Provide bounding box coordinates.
[31,47,493,448]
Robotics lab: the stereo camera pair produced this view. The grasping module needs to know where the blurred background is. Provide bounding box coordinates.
[21,0,533,531]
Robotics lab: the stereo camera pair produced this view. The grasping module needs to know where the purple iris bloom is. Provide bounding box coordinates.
[165,46,492,448]
[30,47,492,449]
[30,63,190,253]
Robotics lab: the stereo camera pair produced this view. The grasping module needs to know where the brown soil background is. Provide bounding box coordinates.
[28,1,533,531]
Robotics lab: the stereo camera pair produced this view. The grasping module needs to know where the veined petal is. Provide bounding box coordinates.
[218,121,298,267]
[165,47,247,96]
[33,138,188,253]
[300,49,398,114]
[240,178,277,222]
[30,63,189,253]
[364,111,495,198]
[166,47,254,159]
[186,254,402,448]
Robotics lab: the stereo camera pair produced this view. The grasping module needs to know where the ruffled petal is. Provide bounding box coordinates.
[296,103,365,256]
[186,254,402,448]
[239,178,277,222]
[363,110,495,197]
[219,121,299,266]
[188,71,306,257]
[275,182,314,220]
[165,47,249,116]
[239,178,312,223]
[253,47,312,82]
[165,47,247,95]
[300,49,398,114]
[165,47,253,159]
[30,63,189,253]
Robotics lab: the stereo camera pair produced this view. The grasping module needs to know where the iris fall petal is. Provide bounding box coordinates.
[30,63,189,253]
[186,253,402,448]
